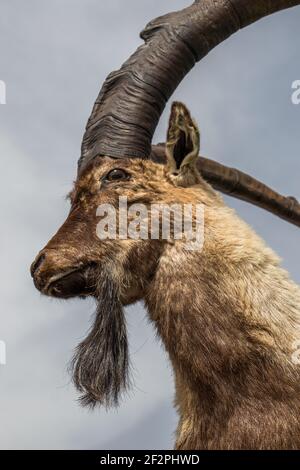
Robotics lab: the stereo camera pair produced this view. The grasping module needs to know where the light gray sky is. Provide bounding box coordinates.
[0,0,299,450]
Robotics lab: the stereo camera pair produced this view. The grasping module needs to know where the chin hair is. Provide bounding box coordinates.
[70,273,130,408]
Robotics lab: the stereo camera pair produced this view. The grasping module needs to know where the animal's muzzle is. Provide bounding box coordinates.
[30,249,96,299]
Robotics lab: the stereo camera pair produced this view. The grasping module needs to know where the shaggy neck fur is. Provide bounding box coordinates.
[145,192,300,450]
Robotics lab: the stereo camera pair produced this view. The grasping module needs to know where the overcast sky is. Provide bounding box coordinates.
[0,0,299,450]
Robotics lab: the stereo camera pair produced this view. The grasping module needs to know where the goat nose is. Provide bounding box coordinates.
[30,253,46,278]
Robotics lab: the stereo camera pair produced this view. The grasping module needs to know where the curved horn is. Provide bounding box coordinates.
[79,0,300,171]
[77,0,300,227]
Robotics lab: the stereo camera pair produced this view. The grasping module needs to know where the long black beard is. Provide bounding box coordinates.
[70,275,129,408]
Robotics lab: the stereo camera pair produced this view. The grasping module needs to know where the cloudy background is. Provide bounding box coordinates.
[0,0,299,450]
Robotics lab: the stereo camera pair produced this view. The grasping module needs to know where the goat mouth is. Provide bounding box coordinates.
[45,265,96,299]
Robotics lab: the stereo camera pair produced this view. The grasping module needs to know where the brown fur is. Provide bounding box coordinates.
[31,103,300,449]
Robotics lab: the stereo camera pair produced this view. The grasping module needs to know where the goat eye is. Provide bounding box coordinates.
[105,169,129,182]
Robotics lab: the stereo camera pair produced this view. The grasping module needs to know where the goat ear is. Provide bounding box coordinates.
[165,102,200,174]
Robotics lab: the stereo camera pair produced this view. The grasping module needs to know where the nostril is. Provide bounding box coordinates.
[31,253,46,277]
